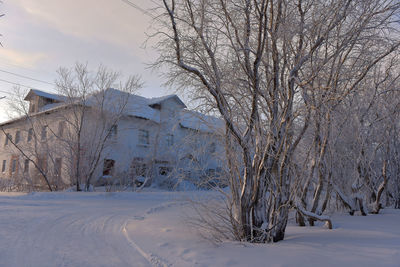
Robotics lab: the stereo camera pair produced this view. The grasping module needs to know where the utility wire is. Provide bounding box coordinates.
[0,78,36,89]
[0,69,54,86]
[120,0,157,19]
[148,0,163,8]
[0,88,12,94]
[0,58,52,75]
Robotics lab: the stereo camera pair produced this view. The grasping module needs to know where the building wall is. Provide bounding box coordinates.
[0,110,70,189]
[97,98,224,186]
[0,94,225,189]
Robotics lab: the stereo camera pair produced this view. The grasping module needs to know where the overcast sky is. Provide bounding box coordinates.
[0,0,172,122]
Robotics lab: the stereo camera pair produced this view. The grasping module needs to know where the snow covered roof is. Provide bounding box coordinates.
[24,89,65,102]
[122,94,161,122]
[68,88,221,128]
[87,88,161,122]
[179,110,224,133]
[39,102,65,112]
[2,88,222,133]
[87,89,189,123]
[148,95,187,108]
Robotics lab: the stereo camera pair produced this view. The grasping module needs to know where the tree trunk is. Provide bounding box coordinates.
[266,192,289,242]
[371,161,387,214]
[296,211,306,226]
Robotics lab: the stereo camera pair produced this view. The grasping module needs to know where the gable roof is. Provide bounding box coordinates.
[2,88,222,133]
[89,88,161,122]
[179,110,224,133]
[91,89,187,122]
[148,94,187,108]
[24,89,65,102]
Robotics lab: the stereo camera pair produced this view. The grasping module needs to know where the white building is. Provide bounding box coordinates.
[0,88,224,190]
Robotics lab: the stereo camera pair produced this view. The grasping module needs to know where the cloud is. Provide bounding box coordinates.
[14,0,158,59]
[0,0,171,123]
[0,48,47,68]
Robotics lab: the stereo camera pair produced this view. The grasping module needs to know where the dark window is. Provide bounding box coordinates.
[159,166,171,176]
[206,168,216,177]
[24,159,29,173]
[41,126,47,141]
[209,142,216,153]
[138,129,149,145]
[184,170,192,179]
[134,164,147,176]
[130,158,147,177]
[37,156,47,173]
[58,121,66,137]
[1,160,6,172]
[4,133,11,146]
[15,131,21,144]
[54,158,62,177]
[27,128,33,142]
[166,134,174,146]
[103,159,115,176]
[9,156,19,174]
[11,159,17,173]
[30,104,36,113]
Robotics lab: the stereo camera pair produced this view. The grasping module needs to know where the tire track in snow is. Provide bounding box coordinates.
[122,221,170,267]
[2,200,150,267]
[1,194,183,267]
[119,202,186,267]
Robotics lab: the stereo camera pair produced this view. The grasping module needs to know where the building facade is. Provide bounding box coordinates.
[0,89,224,190]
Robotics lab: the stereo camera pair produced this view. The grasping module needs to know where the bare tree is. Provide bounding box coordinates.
[154,0,400,242]
[0,64,141,192]
[1,86,56,191]
[55,63,142,191]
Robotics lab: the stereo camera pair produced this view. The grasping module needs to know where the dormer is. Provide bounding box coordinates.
[148,95,187,121]
[24,89,64,114]
[148,95,186,110]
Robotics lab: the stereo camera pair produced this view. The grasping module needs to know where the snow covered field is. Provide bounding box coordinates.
[0,191,399,267]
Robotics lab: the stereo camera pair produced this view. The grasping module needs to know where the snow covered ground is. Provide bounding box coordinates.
[0,191,399,267]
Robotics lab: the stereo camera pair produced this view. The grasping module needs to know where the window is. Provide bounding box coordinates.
[110,124,117,137]
[27,128,33,142]
[206,168,216,177]
[184,170,192,179]
[11,159,17,173]
[24,159,29,173]
[130,158,147,177]
[15,131,21,144]
[30,104,36,113]
[10,156,19,174]
[58,121,66,137]
[134,164,147,177]
[4,133,11,146]
[103,159,115,176]
[138,129,149,145]
[54,158,62,178]
[166,134,174,147]
[209,142,216,153]
[1,160,6,172]
[159,166,172,176]
[37,156,47,173]
[41,126,47,141]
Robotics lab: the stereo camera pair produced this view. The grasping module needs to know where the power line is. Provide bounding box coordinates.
[0,78,36,89]
[0,89,14,96]
[149,0,163,8]
[120,0,157,19]
[0,57,54,76]
[0,59,37,72]
[0,69,54,86]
